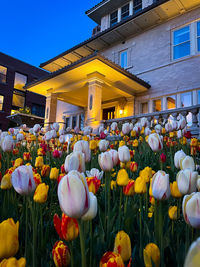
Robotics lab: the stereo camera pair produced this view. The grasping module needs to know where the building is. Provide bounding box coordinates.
[26,0,200,132]
[0,52,47,130]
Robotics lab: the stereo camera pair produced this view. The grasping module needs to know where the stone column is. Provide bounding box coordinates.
[44,92,57,129]
[87,73,104,132]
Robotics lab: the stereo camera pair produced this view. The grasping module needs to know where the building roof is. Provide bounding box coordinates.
[26,52,150,90]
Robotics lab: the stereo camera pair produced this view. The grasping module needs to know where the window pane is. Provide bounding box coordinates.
[197,21,200,36]
[0,65,7,84]
[167,95,176,109]
[141,102,148,114]
[32,104,45,117]
[173,41,190,59]
[110,11,118,26]
[133,0,142,13]
[153,99,161,112]
[120,51,128,68]
[14,72,27,90]
[121,4,129,20]
[0,95,4,110]
[12,91,25,108]
[72,116,77,128]
[174,26,190,45]
[181,92,192,107]
[198,90,200,104]
[198,37,200,52]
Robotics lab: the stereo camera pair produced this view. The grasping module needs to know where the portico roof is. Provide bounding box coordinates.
[25,53,150,107]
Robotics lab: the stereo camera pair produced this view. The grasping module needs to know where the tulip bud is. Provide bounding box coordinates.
[113,231,131,262]
[180,156,195,171]
[118,145,130,163]
[11,165,36,195]
[152,171,170,200]
[168,206,177,220]
[50,167,59,180]
[174,150,186,169]
[122,123,131,135]
[135,176,146,194]
[64,151,85,173]
[148,133,163,152]
[98,139,109,152]
[123,179,135,196]
[0,257,26,267]
[170,181,182,198]
[73,140,91,162]
[82,192,97,221]
[143,243,160,267]
[98,152,113,171]
[160,153,166,163]
[1,135,14,152]
[86,168,103,180]
[108,149,119,166]
[182,192,200,228]
[116,169,129,186]
[130,161,138,172]
[35,156,44,168]
[52,241,70,267]
[111,122,118,131]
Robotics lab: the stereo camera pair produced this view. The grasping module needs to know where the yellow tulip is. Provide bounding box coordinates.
[33,183,49,203]
[113,231,131,262]
[14,158,23,168]
[168,206,177,220]
[119,140,125,147]
[162,128,166,134]
[135,176,146,194]
[116,169,129,186]
[35,156,44,168]
[169,132,174,138]
[89,140,97,150]
[133,139,139,147]
[170,181,182,198]
[111,180,117,190]
[49,167,59,180]
[145,136,149,142]
[82,136,89,142]
[131,130,136,137]
[1,174,12,190]
[143,243,160,267]
[0,257,26,267]
[140,167,153,183]
[0,218,19,259]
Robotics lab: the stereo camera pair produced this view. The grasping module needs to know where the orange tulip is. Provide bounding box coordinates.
[123,180,135,196]
[86,177,101,194]
[52,241,70,267]
[41,165,50,177]
[100,251,124,267]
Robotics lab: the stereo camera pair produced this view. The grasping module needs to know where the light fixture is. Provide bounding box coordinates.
[119,109,124,115]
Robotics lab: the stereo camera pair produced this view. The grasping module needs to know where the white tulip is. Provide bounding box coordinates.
[98,140,109,152]
[184,237,200,267]
[181,156,195,171]
[118,145,130,163]
[152,170,171,200]
[174,150,186,169]
[176,169,198,195]
[82,192,97,221]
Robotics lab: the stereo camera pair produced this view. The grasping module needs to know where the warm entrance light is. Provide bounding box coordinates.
[119,109,124,115]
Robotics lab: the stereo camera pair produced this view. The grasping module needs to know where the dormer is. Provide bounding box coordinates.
[86,0,157,32]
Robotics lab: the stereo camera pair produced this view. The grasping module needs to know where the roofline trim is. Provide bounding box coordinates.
[85,0,110,15]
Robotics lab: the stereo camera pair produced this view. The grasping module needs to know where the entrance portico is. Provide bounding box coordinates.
[25,53,150,130]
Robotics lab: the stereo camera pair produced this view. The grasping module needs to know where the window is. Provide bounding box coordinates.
[198,90,200,104]
[121,4,129,20]
[173,25,190,60]
[14,72,27,90]
[167,95,176,109]
[181,92,192,107]
[153,99,161,112]
[133,0,142,13]
[110,10,118,27]
[120,50,128,68]
[141,102,148,114]
[0,95,4,110]
[32,104,45,117]
[0,65,7,84]
[197,21,200,52]
[65,117,70,128]
[72,116,77,129]
[12,90,25,108]
[103,107,115,120]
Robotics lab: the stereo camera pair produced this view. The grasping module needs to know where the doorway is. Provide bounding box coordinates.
[103,107,115,120]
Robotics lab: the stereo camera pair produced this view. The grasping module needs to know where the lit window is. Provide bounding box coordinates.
[197,21,200,52]
[0,95,4,110]
[133,0,142,13]
[12,90,25,108]
[167,95,176,109]
[153,99,161,112]
[0,65,7,84]
[141,102,148,114]
[110,10,118,27]
[14,72,27,90]
[173,26,190,60]
[121,4,129,20]
[120,50,128,68]
[181,92,192,107]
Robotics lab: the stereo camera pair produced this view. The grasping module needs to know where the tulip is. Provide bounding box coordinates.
[52,122,60,132]
[148,133,163,152]
[14,158,23,168]
[117,169,129,186]
[111,122,118,131]
[118,145,130,163]
[44,131,53,141]
[82,192,97,221]
[130,161,138,172]
[135,176,146,194]
[178,118,186,130]
[123,179,135,196]
[33,124,41,133]
[122,123,131,135]
[52,241,71,267]
[184,237,200,267]
[113,231,131,262]
[170,181,182,198]
[140,167,154,183]
[1,135,14,152]
[33,183,49,203]
[143,243,160,267]
[33,173,42,186]
[35,156,44,168]
[41,164,50,177]
[23,152,31,161]
[160,153,166,163]
[50,129,57,138]
[64,151,85,173]
[152,171,170,200]
[180,156,195,171]
[1,173,12,189]
[0,218,19,259]
[165,122,173,132]
[98,139,109,152]
[86,177,101,194]
[174,150,186,169]
[58,171,90,218]
[168,206,177,220]
[86,168,103,180]
[100,252,124,267]
[0,257,26,267]
[108,149,119,166]
[50,167,59,180]
[53,213,79,241]
[144,127,151,136]
[154,124,162,134]
[11,165,36,195]
[176,169,198,195]
[183,192,200,228]
[98,152,113,171]
[89,140,97,150]
[59,135,65,144]
[53,150,62,158]
[73,140,91,162]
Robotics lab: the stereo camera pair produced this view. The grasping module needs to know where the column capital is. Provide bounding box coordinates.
[87,72,105,87]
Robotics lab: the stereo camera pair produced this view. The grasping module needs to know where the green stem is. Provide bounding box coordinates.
[25,197,28,259]
[185,224,190,256]
[139,195,143,260]
[78,220,86,267]
[89,221,93,267]
[40,205,43,251]
[159,201,164,267]
[118,187,123,231]
[29,198,37,267]
[105,171,111,241]
[69,242,74,267]
[124,196,128,215]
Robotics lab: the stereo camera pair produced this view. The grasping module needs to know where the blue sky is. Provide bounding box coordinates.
[1,0,100,67]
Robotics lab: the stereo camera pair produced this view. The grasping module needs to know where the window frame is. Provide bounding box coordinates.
[180,91,192,108]
[110,10,118,27]
[152,98,162,112]
[12,90,25,109]
[0,65,7,84]
[141,101,148,114]
[14,72,28,91]
[120,49,128,69]
[167,95,177,110]
[133,0,142,14]
[121,3,129,21]
[197,20,200,52]
[0,95,4,111]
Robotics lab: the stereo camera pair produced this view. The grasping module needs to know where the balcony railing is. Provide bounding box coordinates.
[102,104,200,137]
